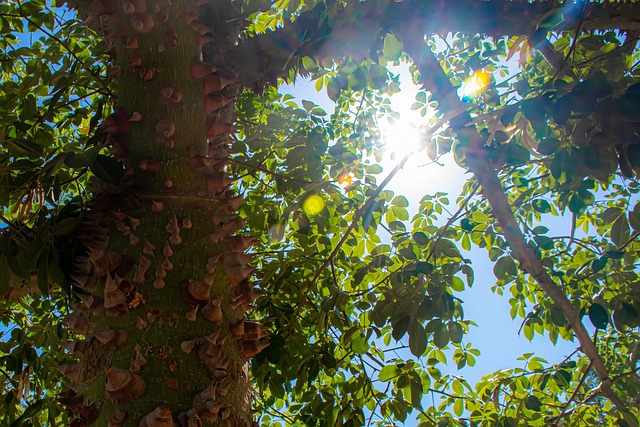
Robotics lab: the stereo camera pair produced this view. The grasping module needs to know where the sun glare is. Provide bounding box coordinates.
[458,70,491,101]
[375,64,435,163]
[302,194,325,215]
[380,119,424,160]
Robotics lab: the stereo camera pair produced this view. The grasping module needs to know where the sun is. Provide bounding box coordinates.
[372,69,464,197]
[375,65,434,162]
[379,118,424,160]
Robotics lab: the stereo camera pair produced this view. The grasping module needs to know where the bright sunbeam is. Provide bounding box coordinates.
[373,64,467,204]
[379,118,423,160]
[458,70,491,101]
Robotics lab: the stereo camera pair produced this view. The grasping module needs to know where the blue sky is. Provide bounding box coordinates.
[281,69,579,388]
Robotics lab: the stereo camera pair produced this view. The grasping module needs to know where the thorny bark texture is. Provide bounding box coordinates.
[5,1,640,299]
[58,1,267,426]
[7,0,635,424]
[394,22,629,410]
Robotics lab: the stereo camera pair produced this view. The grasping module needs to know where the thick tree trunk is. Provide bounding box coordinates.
[59,1,264,425]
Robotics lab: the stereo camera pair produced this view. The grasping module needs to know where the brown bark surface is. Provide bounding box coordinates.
[59,1,265,425]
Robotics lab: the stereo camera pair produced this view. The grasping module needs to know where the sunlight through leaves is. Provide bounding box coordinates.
[458,70,491,101]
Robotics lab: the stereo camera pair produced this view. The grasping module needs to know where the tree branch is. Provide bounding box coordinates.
[394,23,626,410]
[552,361,593,426]
[296,116,448,312]
[218,0,640,89]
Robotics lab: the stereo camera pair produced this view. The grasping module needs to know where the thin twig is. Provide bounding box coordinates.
[296,117,448,310]
[552,361,593,426]
[15,2,111,93]
[426,182,479,263]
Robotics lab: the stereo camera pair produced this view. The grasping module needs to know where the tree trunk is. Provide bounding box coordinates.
[59,1,264,425]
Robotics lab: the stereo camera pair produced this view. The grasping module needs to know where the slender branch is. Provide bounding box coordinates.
[426,183,479,263]
[549,0,587,83]
[552,361,593,426]
[296,117,448,310]
[220,0,640,89]
[231,158,311,184]
[394,23,626,410]
[530,37,579,81]
[15,3,111,93]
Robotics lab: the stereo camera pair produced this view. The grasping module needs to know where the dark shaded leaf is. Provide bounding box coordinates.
[611,215,630,247]
[408,320,426,356]
[392,315,410,341]
[524,395,542,411]
[588,303,609,329]
[448,322,463,343]
[90,154,124,186]
[591,256,608,273]
[434,323,449,349]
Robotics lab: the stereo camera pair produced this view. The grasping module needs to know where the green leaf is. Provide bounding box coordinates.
[629,203,640,232]
[613,303,639,330]
[321,353,337,369]
[537,137,560,155]
[472,210,490,223]
[553,370,572,389]
[90,154,124,186]
[591,256,608,273]
[532,199,551,213]
[532,226,549,235]
[448,322,463,343]
[588,303,609,329]
[391,195,409,207]
[416,261,434,275]
[453,397,463,416]
[310,107,326,116]
[53,217,81,237]
[493,256,517,280]
[611,215,630,247]
[383,34,403,62]
[8,138,43,156]
[524,395,542,411]
[461,264,474,286]
[0,255,9,296]
[368,64,389,89]
[410,378,423,410]
[392,315,410,341]
[301,100,315,111]
[413,231,429,246]
[351,334,368,354]
[301,56,317,73]
[327,74,347,102]
[378,364,399,382]
[600,207,622,223]
[605,250,624,259]
[434,323,449,349]
[408,320,426,356]
[16,399,43,423]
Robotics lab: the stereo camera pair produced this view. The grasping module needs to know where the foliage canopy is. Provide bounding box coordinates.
[0,0,639,426]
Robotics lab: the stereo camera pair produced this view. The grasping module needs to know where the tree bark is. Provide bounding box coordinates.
[59,1,265,425]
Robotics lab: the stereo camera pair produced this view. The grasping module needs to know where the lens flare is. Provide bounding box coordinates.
[338,172,355,189]
[459,70,491,101]
[303,195,325,215]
